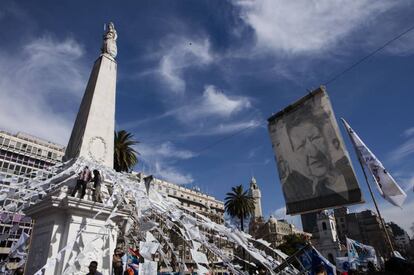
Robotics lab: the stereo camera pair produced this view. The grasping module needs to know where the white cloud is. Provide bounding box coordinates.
[121,85,253,133]
[393,170,414,193]
[272,206,286,219]
[403,126,414,137]
[176,85,251,122]
[158,37,213,93]
[389,136,414,163]
[384,33,414,56]
[247,146,261,159]
[154,161,194,185]
[235,0,396,55]
[149,141,196,160]
[137,142,196,185]
[200,85,251,116]
[0,35,87,145]
[181,119,262,137]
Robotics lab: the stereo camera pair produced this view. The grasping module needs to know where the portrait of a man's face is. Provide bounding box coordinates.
[268,87,363,215]
[289,121,331,178]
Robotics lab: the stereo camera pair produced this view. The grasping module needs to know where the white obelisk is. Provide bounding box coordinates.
[24,23,124,275]
[64,22,117,168]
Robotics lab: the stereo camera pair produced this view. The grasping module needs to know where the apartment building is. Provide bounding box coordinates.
[0,130,65,263]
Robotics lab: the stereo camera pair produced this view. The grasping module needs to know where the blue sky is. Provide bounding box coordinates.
[1,0,414,233]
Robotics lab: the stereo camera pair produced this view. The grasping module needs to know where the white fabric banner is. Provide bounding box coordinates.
[139,260,157,275]
[342,119,407,207]
[9,232,29,259]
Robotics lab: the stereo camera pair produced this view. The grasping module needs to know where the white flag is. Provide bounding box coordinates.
[342,119,407,207]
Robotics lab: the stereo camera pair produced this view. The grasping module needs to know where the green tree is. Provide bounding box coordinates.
[114,130,139,172]
[224,185,255,231]
[225,185,255,271]
[277,234,308,256]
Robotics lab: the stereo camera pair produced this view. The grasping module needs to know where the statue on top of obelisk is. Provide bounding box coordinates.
[102,22,117,58]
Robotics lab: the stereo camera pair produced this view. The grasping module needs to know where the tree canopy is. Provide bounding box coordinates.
[224,185,255,231]
[114,130,139,172]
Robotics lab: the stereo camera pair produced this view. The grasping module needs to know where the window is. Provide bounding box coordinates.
[15,142,21,150]
[3,139,10,146]
[47,152,52,158]
[322,222,327,231]
[11,154,17,162]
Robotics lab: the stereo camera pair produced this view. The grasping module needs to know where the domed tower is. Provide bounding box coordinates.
[249,176,262,219]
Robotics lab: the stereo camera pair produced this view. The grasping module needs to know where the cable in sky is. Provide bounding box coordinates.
[323,24,414,86]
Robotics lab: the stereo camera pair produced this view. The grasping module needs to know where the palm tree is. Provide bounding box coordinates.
[224,185,255,231]
[114,130,139,172]
[225,184,255,271]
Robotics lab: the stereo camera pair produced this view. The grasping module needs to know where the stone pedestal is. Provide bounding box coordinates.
[24,183,125,275]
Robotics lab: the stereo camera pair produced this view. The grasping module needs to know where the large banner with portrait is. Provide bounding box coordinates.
[267,87,363,214]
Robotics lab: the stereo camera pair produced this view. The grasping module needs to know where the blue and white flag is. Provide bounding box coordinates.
[342,119,407,207]
[336,257,351,273]
[298,245,336,275]
[346,237,377,266]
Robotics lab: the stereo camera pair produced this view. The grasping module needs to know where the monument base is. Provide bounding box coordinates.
[24,183,126,275]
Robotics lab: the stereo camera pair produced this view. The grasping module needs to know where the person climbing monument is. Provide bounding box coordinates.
[71,166,92,199]
[91,169,103,203]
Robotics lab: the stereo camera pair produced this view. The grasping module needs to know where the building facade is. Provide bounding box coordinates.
[0,130,65,263]
[312,210,343,264]
[142,173,225,225]
[134,173,230,272]
[388,222,411,255]
[248,177,311,248]
[334,207,395,258]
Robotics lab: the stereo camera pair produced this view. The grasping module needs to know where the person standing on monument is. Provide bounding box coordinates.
[91,169,103,203]
[71,166,92,199]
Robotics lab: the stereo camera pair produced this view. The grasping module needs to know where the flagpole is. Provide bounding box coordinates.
[341,119,394,256]
[358,160,394,254]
